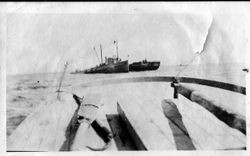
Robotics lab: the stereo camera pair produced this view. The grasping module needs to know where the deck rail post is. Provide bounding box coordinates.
[171,78,180,99]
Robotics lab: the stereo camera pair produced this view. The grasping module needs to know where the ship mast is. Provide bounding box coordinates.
[114,40,119,59]
[93,47,100,63]
[100,44,103,64]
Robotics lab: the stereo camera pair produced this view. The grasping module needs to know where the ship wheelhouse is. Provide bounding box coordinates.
[105,57,122,65]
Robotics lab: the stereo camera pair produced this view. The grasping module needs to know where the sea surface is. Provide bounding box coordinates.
[6,63,247,137]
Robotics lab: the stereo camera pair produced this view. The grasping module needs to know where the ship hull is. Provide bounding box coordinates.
[129,61,160,71]
[84,60,129,74]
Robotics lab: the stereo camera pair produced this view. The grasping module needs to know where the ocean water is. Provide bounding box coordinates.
[6,63,247,137]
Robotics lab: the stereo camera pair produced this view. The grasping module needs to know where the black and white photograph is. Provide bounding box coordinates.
[1,2,249,154]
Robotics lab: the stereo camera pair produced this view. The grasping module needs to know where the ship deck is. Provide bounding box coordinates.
[7,79,246,151]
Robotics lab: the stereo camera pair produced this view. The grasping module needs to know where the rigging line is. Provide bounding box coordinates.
[79,46,95,59]
[175,19,213,78]
[93,46,101,63]
[175,53,200,78]
[56,61,69,100]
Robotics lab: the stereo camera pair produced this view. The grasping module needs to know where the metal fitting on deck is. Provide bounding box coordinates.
[171,77,180,99]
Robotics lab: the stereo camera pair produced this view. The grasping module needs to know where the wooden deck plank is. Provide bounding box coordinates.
[161,99,196,150]
[126,83,245,150]
[106,114,138,150]
[173,97,246,149]
[7,82,246,151]
[117,95,176,150]
[175,84,246,134]
[7,93,77,151]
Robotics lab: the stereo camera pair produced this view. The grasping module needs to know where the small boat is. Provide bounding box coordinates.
[129,59,160,71]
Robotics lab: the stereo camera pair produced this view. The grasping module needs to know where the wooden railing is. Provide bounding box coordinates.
[78,76,245,95]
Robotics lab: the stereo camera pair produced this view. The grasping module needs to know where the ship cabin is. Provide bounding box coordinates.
[104,56,122,65]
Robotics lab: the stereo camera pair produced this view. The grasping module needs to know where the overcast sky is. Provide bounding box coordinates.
[5,2,250,75]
